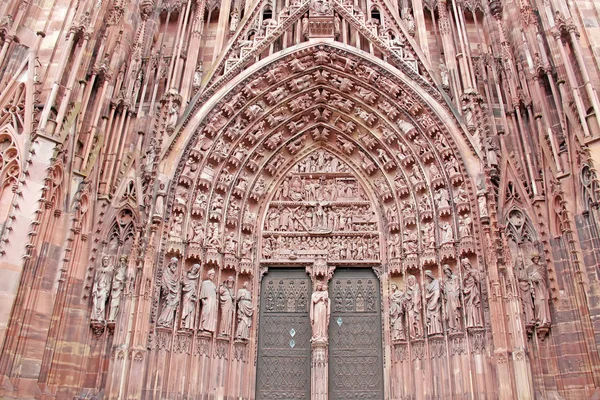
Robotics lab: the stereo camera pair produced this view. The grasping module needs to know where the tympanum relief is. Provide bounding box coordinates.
[260,150,381,263]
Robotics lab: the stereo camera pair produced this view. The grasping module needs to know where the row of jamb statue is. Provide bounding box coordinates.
[389,253,551,341]
[156,257,253,339]
[389,258,483,340]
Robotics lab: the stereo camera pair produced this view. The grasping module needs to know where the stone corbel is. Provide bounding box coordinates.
[306,257,335,284]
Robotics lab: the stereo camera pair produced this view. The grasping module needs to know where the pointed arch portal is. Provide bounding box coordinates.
[153,42,493,399]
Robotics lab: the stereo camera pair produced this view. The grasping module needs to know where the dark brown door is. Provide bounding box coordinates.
[329,268,384,400]
[256,269,311,400]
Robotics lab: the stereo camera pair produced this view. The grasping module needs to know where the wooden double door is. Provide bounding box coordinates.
[256,268,384,400]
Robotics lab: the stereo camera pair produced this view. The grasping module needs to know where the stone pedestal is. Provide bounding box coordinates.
[311,339,328,400]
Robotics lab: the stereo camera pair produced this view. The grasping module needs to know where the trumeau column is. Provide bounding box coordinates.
[306,258,334,400]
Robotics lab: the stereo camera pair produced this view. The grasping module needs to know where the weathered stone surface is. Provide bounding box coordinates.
[0,0,599,398]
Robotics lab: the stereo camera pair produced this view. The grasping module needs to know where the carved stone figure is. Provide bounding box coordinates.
[390,283,406,341]
[515,255,535,325]
[157,257,181,328]
[144,139,156,171]
[422,223,435,249]
[439,62,449,88]
[454,186,468,203]
[235,282,253,340]
[181,263,201,330]
[224,233,237,254]
[458,214,472,238]
[405,13,415,35]
[219,276,235,336]
[230,8,239,32]
[241,236,253,259]
[302,14,309,38]
[167,102,180,129]
[154,182,167,217]
[310,281,330,342]
[439,221,454,243]
[435,187,450,208]
[169,214,184,240]
[389,233,401,258]
[405,275,422,339]
[461,258,482,328]
[108,256,127,322]
[528,253,551,326]
[206,223,221,247]
[91,256,113,321]
[199,269,218,332]
[445,157,460,176]
[442,264,462,332]
[425,270,443,335]
[182,157,198,179]
[187,220,204,243]
[429,163,441,180]
[477,183,489,217]
[193,64,203,90]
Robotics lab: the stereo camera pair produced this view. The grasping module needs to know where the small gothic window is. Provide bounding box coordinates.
[262,7,272,20]
[371,8,381,22]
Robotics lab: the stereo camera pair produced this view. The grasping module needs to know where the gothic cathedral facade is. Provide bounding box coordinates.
[0,0,599,398]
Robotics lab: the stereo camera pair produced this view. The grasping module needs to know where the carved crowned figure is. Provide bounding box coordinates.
[310,281,330,342]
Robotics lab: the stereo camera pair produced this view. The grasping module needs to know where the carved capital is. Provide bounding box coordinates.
[306,257,335,283]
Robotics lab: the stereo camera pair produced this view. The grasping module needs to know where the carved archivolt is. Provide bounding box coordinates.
[161,43,480,272]
[151,43,485,352]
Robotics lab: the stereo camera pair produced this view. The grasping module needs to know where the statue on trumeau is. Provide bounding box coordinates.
[310,281,330,342]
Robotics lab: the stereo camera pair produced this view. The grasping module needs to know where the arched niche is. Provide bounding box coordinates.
[149,41,491,399]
